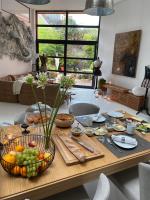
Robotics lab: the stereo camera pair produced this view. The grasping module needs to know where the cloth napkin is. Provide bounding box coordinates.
[76,116,93,127]
[111,135,137,145]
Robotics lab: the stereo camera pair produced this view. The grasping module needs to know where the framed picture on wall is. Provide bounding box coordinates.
[112,30,142,78]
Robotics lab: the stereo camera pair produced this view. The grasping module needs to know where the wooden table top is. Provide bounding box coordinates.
[0,112,150,200]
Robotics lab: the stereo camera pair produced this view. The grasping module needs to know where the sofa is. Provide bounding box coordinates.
[0,75,20,103]
[0,74,60,107]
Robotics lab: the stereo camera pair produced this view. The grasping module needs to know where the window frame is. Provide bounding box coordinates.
[36,10,100,88]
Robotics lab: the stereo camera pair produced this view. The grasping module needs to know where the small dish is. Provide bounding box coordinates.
[83,127,94,137]
[107,111,124,118]
[71,127,82,136]
[94,127,108,136]
[113,124,126,132]
[105,123,114,132]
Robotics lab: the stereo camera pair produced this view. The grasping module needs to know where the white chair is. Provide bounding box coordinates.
[110,162,150,200]
[44,173,128,200]
[139,163,150,200]
[110,166,139,200]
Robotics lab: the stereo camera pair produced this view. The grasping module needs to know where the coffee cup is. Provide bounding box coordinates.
[127,123,136,135]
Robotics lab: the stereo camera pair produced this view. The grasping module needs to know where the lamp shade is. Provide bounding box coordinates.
[84,0,114,16]
[18,0,50,5]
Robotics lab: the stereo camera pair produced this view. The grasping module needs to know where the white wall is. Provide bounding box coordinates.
[99,0,150,107]
[0,0,32,77]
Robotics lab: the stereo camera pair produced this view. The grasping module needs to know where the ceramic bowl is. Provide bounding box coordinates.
[71,127,82,136]
[84,127,95,137]
[55,113,74,128]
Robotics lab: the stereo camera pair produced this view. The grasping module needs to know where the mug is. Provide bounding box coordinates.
[127,123,136,135]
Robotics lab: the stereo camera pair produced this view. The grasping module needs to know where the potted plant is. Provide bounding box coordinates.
[98,78,107,95]
[25,73,75,149]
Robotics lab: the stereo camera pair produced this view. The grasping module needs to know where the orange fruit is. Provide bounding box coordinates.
[11,166,20,175]
[20,166,27,177]
[41,161,47,170]
[38,153,44,160]
[3,154,16,164]
[15,145,24,152]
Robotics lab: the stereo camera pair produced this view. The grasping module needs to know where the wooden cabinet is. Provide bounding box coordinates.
[104,84,144,111]
[127,94,144,110]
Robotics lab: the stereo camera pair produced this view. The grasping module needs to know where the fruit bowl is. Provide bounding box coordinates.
[0,135,55,178]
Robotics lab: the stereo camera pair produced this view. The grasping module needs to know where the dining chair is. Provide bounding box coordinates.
[14,112,26,125]
[44,173,128,200]
[110,166,139,200]
[139,162,150,200]
[69,103,100,116]
[110,162,150,200]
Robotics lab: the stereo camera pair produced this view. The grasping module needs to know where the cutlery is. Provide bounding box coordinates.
[106,137,122,153]
[96,111,101,121]
[70,135,94,153]
[97,136,105,144]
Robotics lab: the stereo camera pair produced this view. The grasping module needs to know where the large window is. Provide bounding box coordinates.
[36,11,100,88]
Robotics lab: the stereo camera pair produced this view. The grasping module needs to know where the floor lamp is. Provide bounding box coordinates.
[84,0,115,90]
[137,66,150,116]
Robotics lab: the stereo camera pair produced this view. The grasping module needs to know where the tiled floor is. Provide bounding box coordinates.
[0,88,149,124]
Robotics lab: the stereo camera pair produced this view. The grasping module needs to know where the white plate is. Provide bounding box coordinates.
[111,135,138,149]
[107,111,124,118]
[93,115,106,123]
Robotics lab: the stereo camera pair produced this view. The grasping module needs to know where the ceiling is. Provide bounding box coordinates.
[22,0,124,10]
[1,0,124,14]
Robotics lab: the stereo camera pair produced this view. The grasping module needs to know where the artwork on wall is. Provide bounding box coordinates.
[1,0,30,23]
[0,12,34,62]
[112,30,141,78]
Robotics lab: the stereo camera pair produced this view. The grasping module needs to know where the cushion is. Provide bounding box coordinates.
[132,87,146,96]
[0,75,14,81]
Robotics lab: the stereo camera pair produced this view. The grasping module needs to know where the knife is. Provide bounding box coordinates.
[70,135,95,153]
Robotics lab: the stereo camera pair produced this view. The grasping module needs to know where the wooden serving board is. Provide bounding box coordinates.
[52,128,104,165]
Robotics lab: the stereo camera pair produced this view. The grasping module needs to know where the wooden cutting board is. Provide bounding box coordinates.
[52,128,104,165]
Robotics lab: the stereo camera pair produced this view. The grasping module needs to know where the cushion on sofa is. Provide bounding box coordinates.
[0,81,18,103]
[0,75,14,81]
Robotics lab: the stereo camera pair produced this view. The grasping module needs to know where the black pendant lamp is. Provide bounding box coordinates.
[84,0,114,16]
[18,0,50,5]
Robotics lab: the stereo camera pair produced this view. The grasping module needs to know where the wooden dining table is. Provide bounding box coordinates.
[0,112,150,200]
